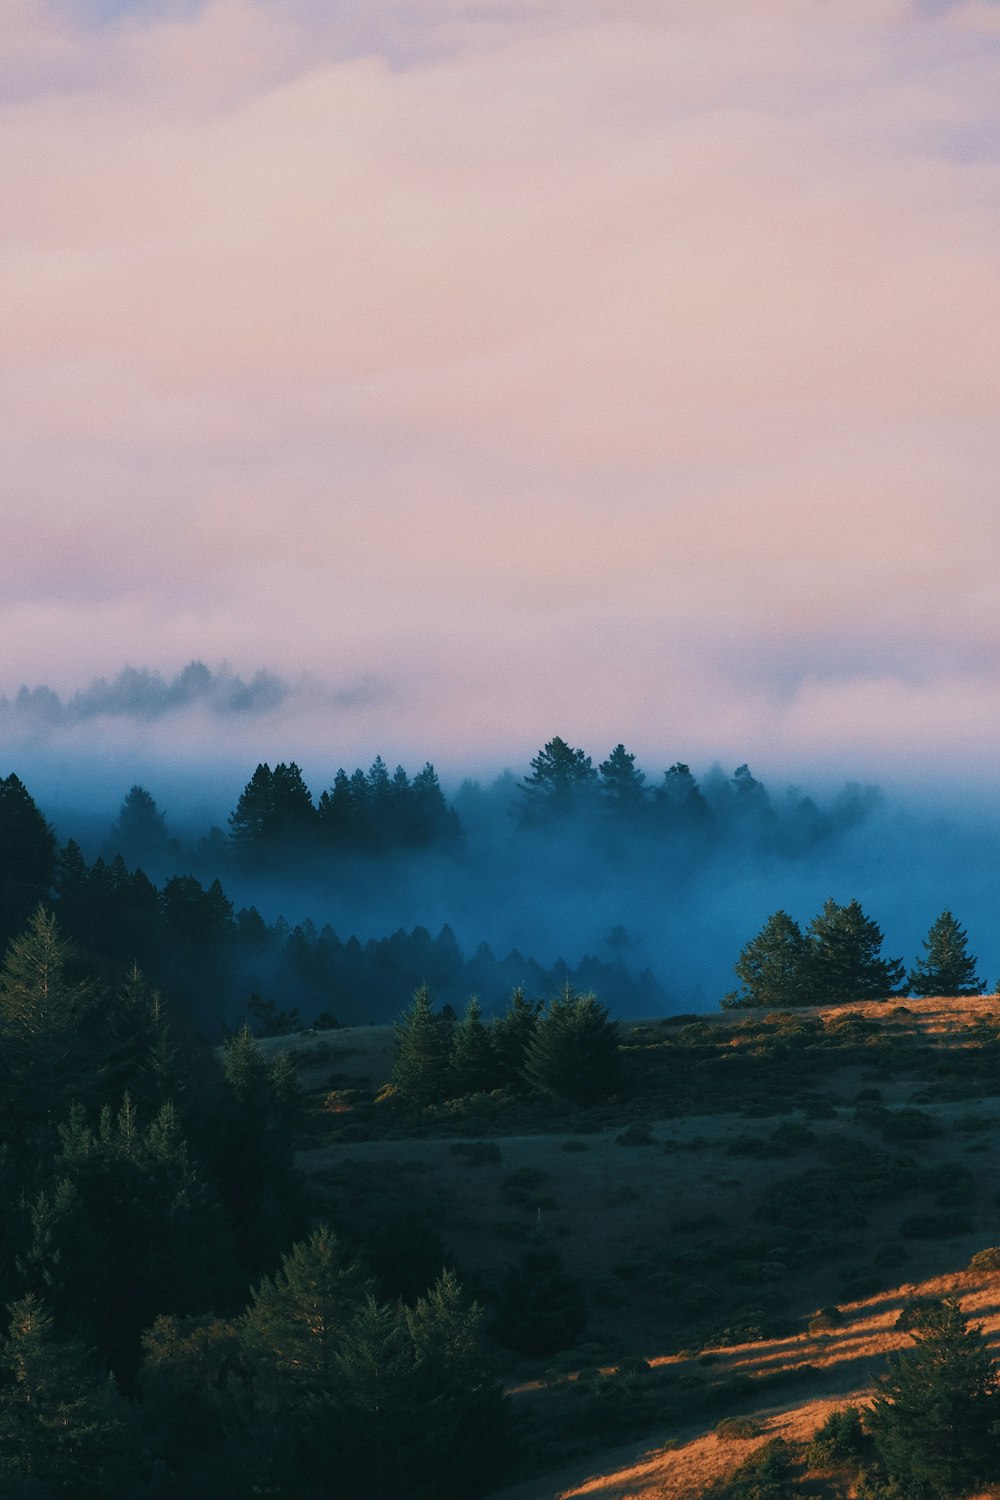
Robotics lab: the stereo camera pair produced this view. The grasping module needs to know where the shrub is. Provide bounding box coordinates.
[879,1109,941,1142]
[560,1139,587,1152]
[805,1405,865,1466]
[968,1246,1000,1272]
[716,1416,763,1440]
[616,1120,654,1146]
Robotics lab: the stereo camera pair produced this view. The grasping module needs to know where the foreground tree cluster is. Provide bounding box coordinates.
[0,908,508,1498]
[726,900,983,1008]
[392,984,622,1109]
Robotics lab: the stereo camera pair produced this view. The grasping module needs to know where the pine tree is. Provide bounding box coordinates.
[392,986,454,1107]
[725,909,810,1008]
[0,1293,140,1495]
[518,738,596,823]
[491,988,542,1090]
[242,1226,366,1400]
[806,898,905,1004]
[523,987,620,1106]
[451,997,495,1095]
[867,1298,1000,1496]
[908,910,983,998]
[0,774,57,950]
[597,745,647,812]
[0,907,100,1137]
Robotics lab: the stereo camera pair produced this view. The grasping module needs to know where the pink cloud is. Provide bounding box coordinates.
[1,0,999,777]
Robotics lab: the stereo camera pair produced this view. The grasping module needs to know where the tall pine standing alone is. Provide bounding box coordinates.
[867,1298,1000,1496]
[908,910,983,997]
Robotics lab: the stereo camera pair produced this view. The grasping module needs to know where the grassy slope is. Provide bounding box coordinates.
[266,998,1000,1499]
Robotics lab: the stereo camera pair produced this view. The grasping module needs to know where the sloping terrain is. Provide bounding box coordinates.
[273,997,1000,1498]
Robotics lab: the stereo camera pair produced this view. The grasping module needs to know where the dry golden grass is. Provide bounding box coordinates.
[269,998,1000,1499]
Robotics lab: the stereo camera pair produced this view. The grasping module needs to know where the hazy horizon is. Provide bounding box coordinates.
[3,1,1000,787]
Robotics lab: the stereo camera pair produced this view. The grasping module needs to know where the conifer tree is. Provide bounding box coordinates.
[242,1226,367,1400]
[908,910,983,997]
[523,988,620,1106]
[518,738,596,823]
[597,745,647,811]
[0,907,100,1138]
[392,986,454,1107]
[0,775,56,950]
[491,987,542,1090]
[725,909,810,1008]
[867,1298,1000,1496]
[805,897,905,1004]
[0,1294,140,1495]
[451,996,495,1095]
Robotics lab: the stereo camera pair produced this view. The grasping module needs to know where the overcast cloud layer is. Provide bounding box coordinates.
[3,0,1000,781]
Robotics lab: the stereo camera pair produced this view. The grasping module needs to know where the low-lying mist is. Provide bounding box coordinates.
[18,755,1000,1018]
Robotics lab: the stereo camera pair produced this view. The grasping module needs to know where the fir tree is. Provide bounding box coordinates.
[392,986,454,1107]
[806,897,905,1004]
[518,738,596,823]
[0,1294,140,1495]
[908,910,983,998]
[725,909,810,1008]
[491,987,542,1090]
[867,1298,1000,1496]
[597,745,647,811]
[0,907,100,1138]
[523,988,620,1106]
[242,1226,367,1400]
[451,996,495,1095]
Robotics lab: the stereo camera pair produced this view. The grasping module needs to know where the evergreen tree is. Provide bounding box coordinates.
[0,908,101,1139]
[229,763,316,853]
[0,1294,140,1496]
[403,1270,509,1498]
[867,1298,1000,1497]
[597,745,646,812]
[392,986,454,1107]
[491,988,542,1090]
[806,898,905,1004]
[655,762,711,833]
[107,785,169,869]
[725,909,810,1009]
[242,1226,367,1401]
[908,910,983,998]
[518,738,596,823]
[0,775,56,951]
[451,997,495,1095]
[523,988,620,1106]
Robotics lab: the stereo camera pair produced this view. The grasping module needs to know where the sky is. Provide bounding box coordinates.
[3,0,1000,787]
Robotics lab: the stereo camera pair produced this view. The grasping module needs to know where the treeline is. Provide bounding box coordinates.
[727,900,985,1008]
[1,773,661,1028]
[0,909,508,1498]
[107,740,878,878]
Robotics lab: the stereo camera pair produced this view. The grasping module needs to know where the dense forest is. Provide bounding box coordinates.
[0,734,907,1034]
[5,741,1000,1496]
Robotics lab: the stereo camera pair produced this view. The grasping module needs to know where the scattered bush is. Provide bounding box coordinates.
[805,1405,866,1466]
[716,1415,763,1440]
[968,1246,1000,1272]
[560,1139,587,1152]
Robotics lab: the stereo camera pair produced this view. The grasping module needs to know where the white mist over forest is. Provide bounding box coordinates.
[4,663,1000,1015]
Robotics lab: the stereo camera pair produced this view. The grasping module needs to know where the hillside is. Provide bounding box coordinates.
[278,996,1000,1497]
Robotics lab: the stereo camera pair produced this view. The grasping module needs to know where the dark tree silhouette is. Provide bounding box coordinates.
[519,737,596,822]
[725,909,810,1009]
[908,910,983,997]
[806,897,905,1004]
[523,987,620,1105]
